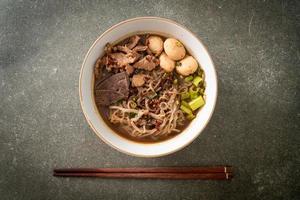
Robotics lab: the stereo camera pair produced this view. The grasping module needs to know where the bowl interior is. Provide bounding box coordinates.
[80,17,217,157]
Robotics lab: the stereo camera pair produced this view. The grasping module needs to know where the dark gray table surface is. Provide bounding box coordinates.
[1,0,299,199]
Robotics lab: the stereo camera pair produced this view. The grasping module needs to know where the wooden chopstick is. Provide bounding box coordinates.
[54,166,232,174]
[53,172,232,180]
[53,166,233,180]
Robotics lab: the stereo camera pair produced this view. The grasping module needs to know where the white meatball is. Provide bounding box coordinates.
[148,36,163,55]
[176,56,198,76]
[159,52,175,72]
[163,38,186,61]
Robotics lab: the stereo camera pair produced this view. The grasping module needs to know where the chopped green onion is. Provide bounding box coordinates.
[147,91,157,99]
[189,86,199,99]
[130,101,137,108]
[131,102,137,108]
[190,92,198,99]
[162,72,168,79]
[184,76,193,82]
[181,92,190,100]
[190,85,199,92]
[192,76,202,87]
[187,114,195,120]
[199,88,204,95]
[188,96,205,111]
[181,100,189,108]
[132,96,137,101]
[129,112,137,118]
[180,105,193,115]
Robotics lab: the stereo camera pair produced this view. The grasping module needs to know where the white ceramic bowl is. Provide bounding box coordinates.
[79,17,217,157]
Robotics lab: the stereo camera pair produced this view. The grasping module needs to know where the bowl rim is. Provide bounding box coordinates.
[79,16,218,157]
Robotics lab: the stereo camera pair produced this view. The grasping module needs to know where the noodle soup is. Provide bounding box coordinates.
[94,33,205,143]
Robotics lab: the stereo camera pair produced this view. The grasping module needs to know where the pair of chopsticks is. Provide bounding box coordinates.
[53,166,233,180]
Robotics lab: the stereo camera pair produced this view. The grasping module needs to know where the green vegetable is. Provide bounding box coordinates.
[181,92,190,100]
[189,86,199,93]
[132,96,137,101]
[180,105,193,115]
[192,76,202,87]
[189,86,199,99]
[129,112,137,118]
[131,102,137,108]
[173,79,178,84]
[188,96,205,111]
[187,114,195,120]
[181,100,189,108]
[184,76,193,82]
[162,72,168,79]
[147,91,157,99]
[199,88,204,95]
[190,93,198,99]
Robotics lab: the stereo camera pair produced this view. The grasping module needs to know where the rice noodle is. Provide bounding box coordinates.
[109,106,140,114]
[108,68,187,138]
[148,113,165,120]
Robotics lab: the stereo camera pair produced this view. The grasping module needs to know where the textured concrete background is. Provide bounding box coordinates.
[0,0,299,199]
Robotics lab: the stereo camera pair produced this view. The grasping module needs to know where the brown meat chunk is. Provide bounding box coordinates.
[133,55,159,71]
[133,45,148,52]
[99,55,117,71]
[126,35,140,49]
[109,52,140,67]
[132,74,146,87]
[95,72,129,105]
[95,55,116,78]
[104,43,113,54]
[125,64,134,75]
[94,58,102,78]
[116,46,131,54]
[117,45,147,55]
